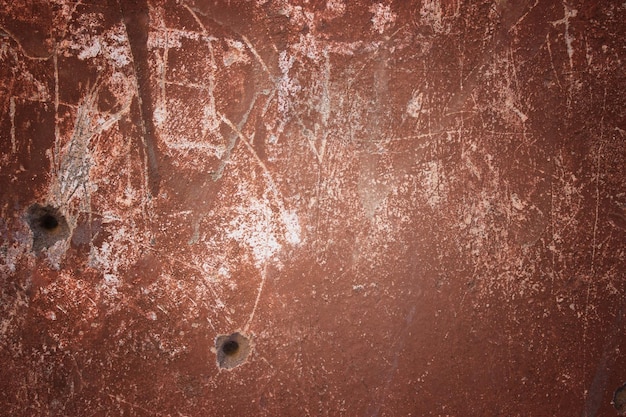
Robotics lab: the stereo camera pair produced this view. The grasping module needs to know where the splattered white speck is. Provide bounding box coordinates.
[326,0,346,16]
[511,194,526,211]
[227,195,282,268]
[407,91,424,118]
[223,39,251,67]
[420,0,444,33]
[370,3,397,34]
[101,273,120,296]
[281,210,302,245]
[78,39,102,60]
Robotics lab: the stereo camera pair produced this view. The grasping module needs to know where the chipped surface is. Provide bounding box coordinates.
[1,1,625,416]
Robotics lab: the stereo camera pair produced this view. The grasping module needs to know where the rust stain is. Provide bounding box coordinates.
[1,1,625,416]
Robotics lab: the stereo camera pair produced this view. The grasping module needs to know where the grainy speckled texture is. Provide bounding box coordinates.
[1,1,625,416]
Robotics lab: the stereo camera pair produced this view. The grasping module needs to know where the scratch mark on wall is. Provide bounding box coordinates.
[9,96,15,153]
[244,263,267,332]
[153,28,169,129]
[53,50,61,164]
[119,0,161,198]
[551,2,578,70]
[0,25,53,60]
[508,0,539,34]
[182,4,220,136]
[107,393,166,417]
[582,88,607,403]
[241,35,273,79]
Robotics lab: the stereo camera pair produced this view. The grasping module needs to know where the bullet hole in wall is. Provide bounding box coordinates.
[26,204,70,253]
[614,382,626,414]
[215,332,251,370]
[39,213,59,230]
[222,340,239,355]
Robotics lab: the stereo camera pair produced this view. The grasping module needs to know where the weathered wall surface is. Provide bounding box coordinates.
[1,1,625,415]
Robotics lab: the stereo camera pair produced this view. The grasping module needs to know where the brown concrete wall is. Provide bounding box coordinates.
[1,1,625,415]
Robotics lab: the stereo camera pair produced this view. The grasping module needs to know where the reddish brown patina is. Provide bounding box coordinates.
[1,1,625,416]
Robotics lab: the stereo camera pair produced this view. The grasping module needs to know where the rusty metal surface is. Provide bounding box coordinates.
[1,1,625,416]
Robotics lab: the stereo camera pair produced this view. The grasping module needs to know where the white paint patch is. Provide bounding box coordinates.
[153,103,167,126]
[370,3,397,34]
[70,22,131,68]
[283,3,315,29]
[218,265,230,278]
[225,181,302,269]
[202,103,220,136]
[326,0,346,16]
[505,96,528,123]
[280,210,302,245]
[297,32,324,60]
[115,185,139,207]
[147,27,206,49]
[407,91,424,118]
[226,195,282,268]
[78,38,101,60]
[165,137,226,159]
[106,44,131,67]
[101,273,121,297]
[223,39,250,67]
[420,0,445,33]
[510,193,526,211]
[327,40,382,56]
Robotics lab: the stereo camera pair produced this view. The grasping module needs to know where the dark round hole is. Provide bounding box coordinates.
[222,340,239,356]
[39,214,59,231]
[26,204,70,253]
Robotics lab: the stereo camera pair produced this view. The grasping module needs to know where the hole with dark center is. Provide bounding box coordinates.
[39,214,59,231]
[222,340,239,356]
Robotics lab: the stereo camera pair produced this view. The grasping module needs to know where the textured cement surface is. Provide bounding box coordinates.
[1,1,625,416]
